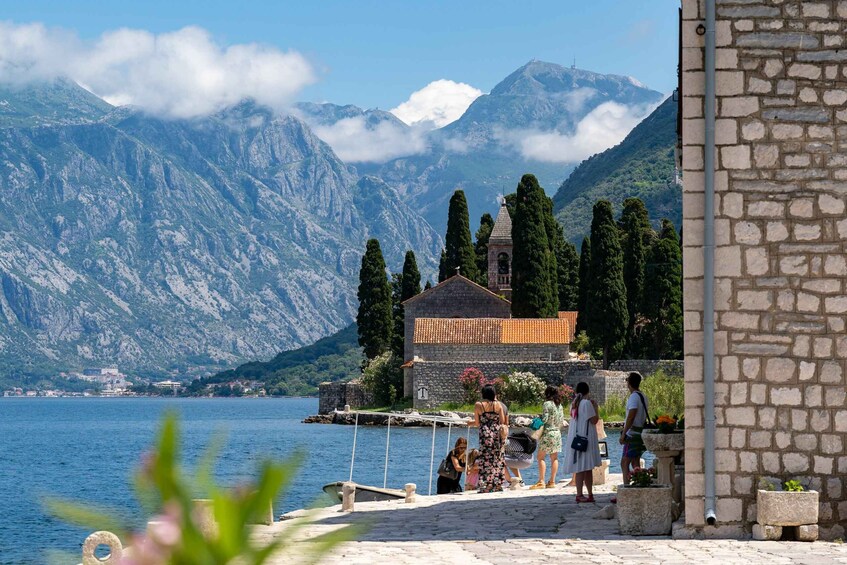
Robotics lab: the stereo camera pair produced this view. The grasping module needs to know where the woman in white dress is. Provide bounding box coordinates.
[562,381,601,502]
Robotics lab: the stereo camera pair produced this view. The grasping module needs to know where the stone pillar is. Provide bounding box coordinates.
[342,482,356,512]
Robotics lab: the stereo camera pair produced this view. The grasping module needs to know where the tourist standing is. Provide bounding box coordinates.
[562,382,601,502]
[620,372,649,484]
[437,437,467,494]
[473,384,507,492]
[530,385,565,489]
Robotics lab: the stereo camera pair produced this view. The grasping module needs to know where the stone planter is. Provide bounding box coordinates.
[616,484,673,536]
[757,489,819,526]
[641,430,684,453]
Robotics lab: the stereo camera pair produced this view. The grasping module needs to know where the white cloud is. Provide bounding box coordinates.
[0,21,314,118]
[496,101,657,164]
[312,117,428,163]
[391,79,482,128]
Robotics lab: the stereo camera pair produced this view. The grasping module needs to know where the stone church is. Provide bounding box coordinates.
[401,202,578,408]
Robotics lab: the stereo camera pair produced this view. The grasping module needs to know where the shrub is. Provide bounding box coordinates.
[628,466,657,487]
[558,383,575,405]
[360,352,403,406]
[458,367,488,404]
[641,369,684,418]
[499,371,545,406]
[598,394,627,421]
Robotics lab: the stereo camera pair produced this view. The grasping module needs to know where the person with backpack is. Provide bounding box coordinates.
[620,372,650,484]
[436,437,467,494]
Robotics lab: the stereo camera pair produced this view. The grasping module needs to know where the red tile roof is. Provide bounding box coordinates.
[557,311,579,342]
[414,318,570,345]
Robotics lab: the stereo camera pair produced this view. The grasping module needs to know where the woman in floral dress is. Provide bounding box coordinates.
[530,386,565,489]
[473,384,507,493]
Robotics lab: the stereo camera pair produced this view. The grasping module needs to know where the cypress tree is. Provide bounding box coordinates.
[424,280,433,290]
[391,252,420,359]
[575,237,591,335]
[586,200,629,368]
[556,234,580,311]
[438,249,447,282]
[619,198,652,357]
[542,195,560,308]
[390,272,404,359]
[474,213,495,286]
[357,239,393,360]
[444,190,479,281]
[644,219,683,359]
[511,174,558,318]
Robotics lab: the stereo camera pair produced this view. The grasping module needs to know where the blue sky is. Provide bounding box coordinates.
[8,0,680,110]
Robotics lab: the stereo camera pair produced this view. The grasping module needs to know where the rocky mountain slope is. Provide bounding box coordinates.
[303,61,665,232]
[0,81,440,377]
[552,96,680,241]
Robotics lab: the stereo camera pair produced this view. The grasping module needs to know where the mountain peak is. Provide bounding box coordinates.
[490,60,652,98]
[0,78,113,127]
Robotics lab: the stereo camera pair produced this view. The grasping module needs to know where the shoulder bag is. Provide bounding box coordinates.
[437,451,459,480]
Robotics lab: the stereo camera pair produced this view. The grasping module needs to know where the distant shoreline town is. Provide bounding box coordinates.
[2,366,285,398]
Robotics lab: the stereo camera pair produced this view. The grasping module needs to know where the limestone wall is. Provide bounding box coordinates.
[416,343,570,362]
[682,0,847,537]
[608,359,685,378]
[318,381,373,414]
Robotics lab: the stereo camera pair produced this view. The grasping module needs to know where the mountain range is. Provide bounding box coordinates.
[0,60,678,381]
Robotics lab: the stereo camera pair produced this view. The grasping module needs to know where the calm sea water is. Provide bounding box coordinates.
[1,398,622,565]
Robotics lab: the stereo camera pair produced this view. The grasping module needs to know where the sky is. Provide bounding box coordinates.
[3,0,680,112]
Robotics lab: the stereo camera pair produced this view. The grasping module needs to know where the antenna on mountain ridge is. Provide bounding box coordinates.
[571,57,576,70]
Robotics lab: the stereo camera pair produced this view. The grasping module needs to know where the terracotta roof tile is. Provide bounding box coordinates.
[414,318,570,345]
[557,311,579,342]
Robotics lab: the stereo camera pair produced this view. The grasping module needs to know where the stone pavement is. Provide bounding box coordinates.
[257,474,847,564]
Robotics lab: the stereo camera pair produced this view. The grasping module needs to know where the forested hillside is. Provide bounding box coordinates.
[553,96,679,240]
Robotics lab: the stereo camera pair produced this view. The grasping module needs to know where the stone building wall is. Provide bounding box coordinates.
[412,360,626,409]
[682,0,847,538]
[318,381,374,414]
[415,343,570,362]
[403,276,511,362]
[608,359,685,378]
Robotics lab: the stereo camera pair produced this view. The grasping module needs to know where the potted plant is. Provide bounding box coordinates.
[641,415,684,453]
[755,477,819,540]
[616,467,673,536]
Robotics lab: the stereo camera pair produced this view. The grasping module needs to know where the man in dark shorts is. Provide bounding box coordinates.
[620,372,649,484]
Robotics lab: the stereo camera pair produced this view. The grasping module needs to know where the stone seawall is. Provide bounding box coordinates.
[318,381,373,415]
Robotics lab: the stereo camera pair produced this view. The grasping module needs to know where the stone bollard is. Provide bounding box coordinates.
[82,531,123,565]
[342,482,356,512]
[592,460,610,485]
[344,404,351,412]
[405,483,417,503]
[191,498,218,538]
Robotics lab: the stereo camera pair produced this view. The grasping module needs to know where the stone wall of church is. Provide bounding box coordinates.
[682,0,847,538]
[403,281,511,362]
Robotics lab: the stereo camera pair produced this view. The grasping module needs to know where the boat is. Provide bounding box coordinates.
[322,481,407,503]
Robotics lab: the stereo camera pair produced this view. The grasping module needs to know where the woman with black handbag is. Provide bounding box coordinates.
[561,382,601,503]
[436,437,467,494]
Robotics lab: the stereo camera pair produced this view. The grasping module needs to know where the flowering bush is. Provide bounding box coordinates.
[655,415,678,434]
[557,384,575,405]
[628,466,657,487]
[499,371,545,406]
[458,367,489,404]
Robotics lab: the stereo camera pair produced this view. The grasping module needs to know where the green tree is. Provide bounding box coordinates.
[357,239,393,360]
[511,174,558,318]
[556,234,580,311]
[361,352,404,406]
[438,248,447,282]
[542,195,560,308]
[586,200,629,368]
[391,251,421,360]
[444,190,479,281]
[474,212,495,286]
[643,219,683,359]
[618,198,653,357]
[424,280,433,290]
[575,237,591,335]
[390,272,404,359]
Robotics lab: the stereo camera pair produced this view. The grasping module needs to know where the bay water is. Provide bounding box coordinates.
[1,397,622,564]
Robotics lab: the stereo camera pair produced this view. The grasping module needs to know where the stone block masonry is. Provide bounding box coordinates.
[682,0,847,539]
[318,381,373,415]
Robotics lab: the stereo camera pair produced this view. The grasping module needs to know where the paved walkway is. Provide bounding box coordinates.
[257,474,847,564]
